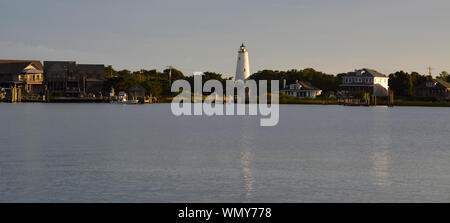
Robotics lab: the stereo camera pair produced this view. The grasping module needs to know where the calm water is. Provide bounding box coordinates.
[1,103,450,202]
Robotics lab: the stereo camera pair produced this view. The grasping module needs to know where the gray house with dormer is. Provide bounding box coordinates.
[340,68,389,96]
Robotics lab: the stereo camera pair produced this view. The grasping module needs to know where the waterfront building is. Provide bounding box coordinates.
[0,60,44,94]
[281,80,322,99]
[415,79,450,101]
[44,61,105,97]
[77,64,106,96]
[340,68,389,97]
[235,43,250,81]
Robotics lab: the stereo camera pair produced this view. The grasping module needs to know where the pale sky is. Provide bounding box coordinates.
[0,0,449,77]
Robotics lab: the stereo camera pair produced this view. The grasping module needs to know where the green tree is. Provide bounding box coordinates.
[438,71,450,82]
[163,68,185,82]
[141,80,163,97]
[105,65,117,78]
[249,69,340,93]
[183,71,231,95]
[389,71,429,96]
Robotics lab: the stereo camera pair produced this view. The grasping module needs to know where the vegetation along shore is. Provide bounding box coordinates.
[1,61,450,107]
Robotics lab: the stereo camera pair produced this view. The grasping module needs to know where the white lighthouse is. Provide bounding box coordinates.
[235,43,250,81]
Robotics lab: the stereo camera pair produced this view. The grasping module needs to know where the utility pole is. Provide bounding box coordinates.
[427,66,433,77]
[167,65,173,87]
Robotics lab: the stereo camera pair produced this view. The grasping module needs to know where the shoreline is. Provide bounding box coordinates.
[2,100,450,107]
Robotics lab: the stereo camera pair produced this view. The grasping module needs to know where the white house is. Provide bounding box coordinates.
[340,68,389,96]
[281,80,322,99]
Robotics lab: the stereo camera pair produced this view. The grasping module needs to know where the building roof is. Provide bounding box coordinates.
[436,79,450,88]
[43,61,78,74]
[416,79,450,89]
[0,62,43,74]
[78,64,104,68]
[77,64,105,73]
[0,60,43,70]
[283,80,320,91]
[342,68,387,78]
[44,61,76,68]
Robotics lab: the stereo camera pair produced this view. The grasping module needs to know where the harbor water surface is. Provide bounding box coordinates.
[1,103,450,202]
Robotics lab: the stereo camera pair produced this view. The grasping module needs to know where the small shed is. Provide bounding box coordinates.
[127,83,146,101]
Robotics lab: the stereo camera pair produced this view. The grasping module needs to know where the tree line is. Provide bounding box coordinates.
[103,66,450,98]
[388,71,450,97]
[103,66,231,98]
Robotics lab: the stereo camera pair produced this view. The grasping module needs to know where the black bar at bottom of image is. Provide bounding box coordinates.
[0,203,445,222]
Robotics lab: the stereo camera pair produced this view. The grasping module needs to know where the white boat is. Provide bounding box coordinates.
[117,91,128,103]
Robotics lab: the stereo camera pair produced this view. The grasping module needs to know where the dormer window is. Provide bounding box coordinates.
[426,81,436,88]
